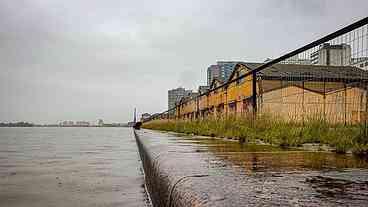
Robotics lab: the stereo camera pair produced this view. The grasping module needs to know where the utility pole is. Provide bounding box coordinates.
[133,108,137,123]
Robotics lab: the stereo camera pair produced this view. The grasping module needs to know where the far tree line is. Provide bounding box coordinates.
[0,122,34,127]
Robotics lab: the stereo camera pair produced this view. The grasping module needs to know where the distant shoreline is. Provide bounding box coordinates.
[0,126,130,128]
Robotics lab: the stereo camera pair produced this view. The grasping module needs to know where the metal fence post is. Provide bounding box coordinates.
[252,71,257,116]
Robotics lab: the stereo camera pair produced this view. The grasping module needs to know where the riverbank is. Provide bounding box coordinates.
[142,116,368,156]
[134,128,368,206]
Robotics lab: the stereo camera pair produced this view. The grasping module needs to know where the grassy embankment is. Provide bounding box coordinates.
[142,115,368,156]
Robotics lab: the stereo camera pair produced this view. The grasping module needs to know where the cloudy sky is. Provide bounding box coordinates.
[0,0,367,124]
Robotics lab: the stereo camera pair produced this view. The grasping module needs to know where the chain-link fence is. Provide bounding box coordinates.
[147,17,368,129]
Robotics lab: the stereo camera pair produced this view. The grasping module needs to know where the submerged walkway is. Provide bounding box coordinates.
[135,129,368,207]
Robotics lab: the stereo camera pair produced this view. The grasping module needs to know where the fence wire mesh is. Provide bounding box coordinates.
[147,17,368,132]
[257,22,368,125]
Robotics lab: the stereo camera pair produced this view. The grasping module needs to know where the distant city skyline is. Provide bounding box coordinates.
[0,1,367,123]
[0,117,136,126]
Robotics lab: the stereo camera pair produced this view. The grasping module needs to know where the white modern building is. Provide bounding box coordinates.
[310,43,351,66]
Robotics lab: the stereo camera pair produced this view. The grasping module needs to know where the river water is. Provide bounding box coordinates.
[0,127,150,207]
[3,127,368,206]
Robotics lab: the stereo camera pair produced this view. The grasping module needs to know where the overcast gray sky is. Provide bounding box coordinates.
[1,0,367,124]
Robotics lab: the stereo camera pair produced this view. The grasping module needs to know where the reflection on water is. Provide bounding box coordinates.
[170,135,368,205]
[179,136,368,172]
[0,127,150,207]
[306,175,368,200]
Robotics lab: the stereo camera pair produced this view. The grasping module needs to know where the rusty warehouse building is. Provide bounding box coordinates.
[176,63,368,124]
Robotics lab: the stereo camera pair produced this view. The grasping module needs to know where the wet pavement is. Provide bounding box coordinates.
[136,129,368,207]
[0,127,151,207]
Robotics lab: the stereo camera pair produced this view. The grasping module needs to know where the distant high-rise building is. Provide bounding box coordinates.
[168,87,191,113]
[217,61,239,82]
[207,64,221,85]
[310,43,351,66]
[207,61,244,85]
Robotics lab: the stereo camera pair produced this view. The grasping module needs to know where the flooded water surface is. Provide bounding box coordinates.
[182,135,368,206]
[137,130,368,206]
[0,127,150,207]
[3,127,368,206]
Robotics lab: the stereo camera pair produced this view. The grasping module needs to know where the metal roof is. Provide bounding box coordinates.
[258,64,368,80]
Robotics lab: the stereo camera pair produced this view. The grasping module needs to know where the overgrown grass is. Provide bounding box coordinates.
[142,115,368,156]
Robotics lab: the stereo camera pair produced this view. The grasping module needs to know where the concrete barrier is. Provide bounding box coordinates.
[134,129,268,207]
